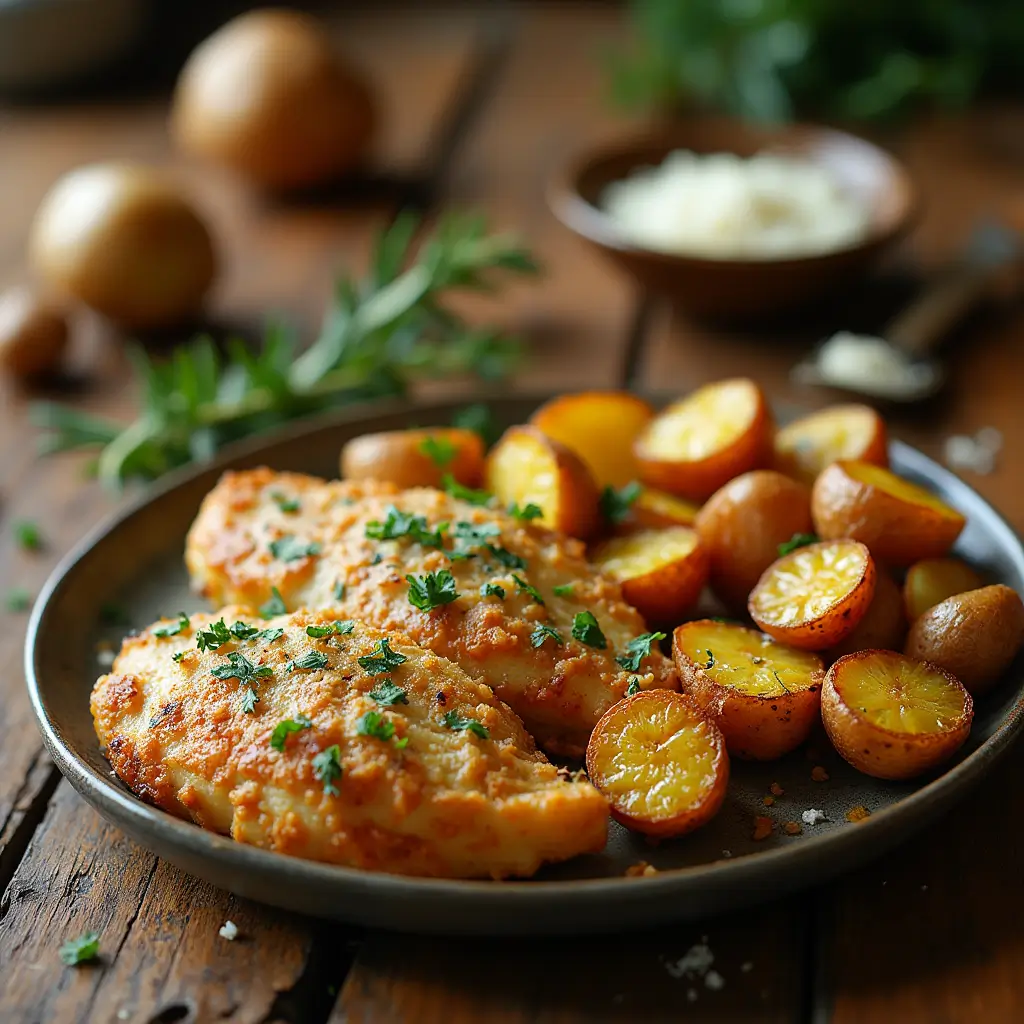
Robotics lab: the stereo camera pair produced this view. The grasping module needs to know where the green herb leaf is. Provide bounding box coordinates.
[443,474,493,506]
[286,650,329,672]
[271,492,300,513]
[211,651,273,682]
[269,535,321,562]
[306,620,355,638]
[332,580,346,601]
[369,679,408,706]
[442,710,490,739]
[229,621,260,640]
[703,649,715,670]
[625,676,641,697]
[312,744,343,795]
[59,931,100,966]
[172,651,185,663]
[616,631,667,672]
[452,403,499,447]
[530,623,563,648]
[407,569,460,611]
[480,582,505,599]
[572,611,607,649]
[270,714,313,751]
[487,545,527,570]
[153,612,190,638]
[6,587,31,613]
[512,574,544,604]
[552,583,575,598]
[358,638,407,676]
[240,686,260,713]
[357,710,396,742]
[419,434,458,467]
[778,532,820,557]
[365,506,446,548]
[259,587,287,618]
[599,481,642,525]
[14,519,44,551]
[508,502,543,522]
[255,627,285,642]
[394,736,409,750]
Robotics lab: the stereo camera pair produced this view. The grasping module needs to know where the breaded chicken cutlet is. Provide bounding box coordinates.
[91,608,609,879]
[185,469,679,756]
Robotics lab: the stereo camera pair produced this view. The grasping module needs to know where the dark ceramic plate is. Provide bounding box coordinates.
[25,395,1024,936]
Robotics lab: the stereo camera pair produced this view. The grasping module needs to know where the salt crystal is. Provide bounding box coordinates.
[687,989,698,1003]
[96,649,116,668]
[801,809,826,826]
[219,920,238,941]
[663,942,714,980]
[741,962,753,973]
[705,970,725,991]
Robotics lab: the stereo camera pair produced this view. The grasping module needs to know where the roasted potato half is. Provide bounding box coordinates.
[749,539,876,650]
[673,620,824,760]
[812,461,966,565]
[585,690,729,838]
[828,570,907,661]
[696,470,813,611]
[904,584,1024,695]
[530,391,654,488]
[634,378,772,501]
[592,527,708,625]
[341,427,484,490]
[615,487,701,534]
[774,404,888,486]
[485,425,600,539]
[822,650,973,780]
[903,558,985,622]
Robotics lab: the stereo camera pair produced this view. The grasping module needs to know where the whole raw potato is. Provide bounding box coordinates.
[171,9,376,190]
[0,286,68,378]
[29,163,216,330]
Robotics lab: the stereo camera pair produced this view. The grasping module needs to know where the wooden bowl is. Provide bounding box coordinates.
[549,120,918,322]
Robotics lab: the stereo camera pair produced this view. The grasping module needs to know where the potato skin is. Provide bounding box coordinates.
[822,651,972,780]
[812,461,965,565]
[0,286,68,378]
[696,470,813,611]
[828,570,907,662]
[904,585,1024,694]
[903,558,985,622]
[340,428,484,490]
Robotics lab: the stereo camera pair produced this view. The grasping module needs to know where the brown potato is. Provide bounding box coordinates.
[749,539,876,650]
[696,470,813,611]
[904,584,1024,694]
[340,428,484,490]
[585,689,729,837]
[812,460,966,566]
[822,650,973,780]
[485,425,600,539]
[828,570,907,661]
[774,404,888,486]
[531,391,654,488]
[673,620,824,760]
[0,286,68,378]
[591,527,709,625]
[634,378,772,501]
[615,487,701,533]
[903,558,985,622]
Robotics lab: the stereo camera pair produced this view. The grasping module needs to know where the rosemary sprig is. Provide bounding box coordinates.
[32,211,538,489]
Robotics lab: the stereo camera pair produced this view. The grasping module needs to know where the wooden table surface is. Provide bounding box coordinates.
[2,6,1024,1023]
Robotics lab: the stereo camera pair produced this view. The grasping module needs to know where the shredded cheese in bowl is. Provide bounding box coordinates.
[602,151,869,260]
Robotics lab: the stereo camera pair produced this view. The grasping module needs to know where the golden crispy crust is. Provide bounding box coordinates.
[185,469,679,756]
[92,608,609,879]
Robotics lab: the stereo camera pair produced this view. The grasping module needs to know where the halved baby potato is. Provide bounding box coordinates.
[774,404,888,486]
[903,558,985,622]
[827,569,907,661]
[634,378,772,501]
[615,487,701,534]
[749,539,876,650]
[904,584,1024,695]
[673,620,824,760]
[696,470,813,612]
[812,460,966,565]
[822,650,973,780]
[485,425,600,539]
[585,689,729,838]
[341,427,484,489]
[530,391,654,488]
[591,526,709,625]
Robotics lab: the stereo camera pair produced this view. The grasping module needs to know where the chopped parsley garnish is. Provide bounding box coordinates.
[196,619,260,652]
[487,545,527,570]
[211,651,272,683]
[442,710,490,739]
[370,552,383,565]
[6,587,31,613]
[703,649,715,670]
[99,602,130,626]
[269,535,321,562]
[452,403,499,446]
[616,632,667,672]
[508,501,543,522]
[358,637,407,675]
[625,676,642,697]
[443,474,493,506]
[271,492,300,513]
[552,583,575,598]
[172,651,185,663]
[480,582,505,599]
[59,931,100,966]
[153,612,190,638]
[530,623,563,648]
[306,621,354,638]
[365,506,446,548]
[240,687,260,713]
[357,710,396,742]
[286,650,329,672]
[407,569,459,611]
[312,745,343,795]
[13,519,43,552]
[778,532,819,557]
[418,434,458,467]
[511,574,544,604]
[369,679,408,706]
[452,520,501,545]
[255,627,285,642]
[270,714,313,751]
[332,580,346,601]
[572,611,607,649]
[259,587,287,618]
[599,481,642,525]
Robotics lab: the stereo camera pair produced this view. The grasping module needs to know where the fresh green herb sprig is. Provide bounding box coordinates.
[369,679,408,706]
[153,612,190,638]
[599,482,642,525]
[358,638,407,676]
[407,569,459,611]
[313,745,343,795]
[419,435,458,467]
[32,212,538,490]
[778,533,819,557]
[530,624,563,648]
[443,710,490,739]
[617,631,666,671]
[271,714,313,751]
[59,931,100,966]
[572,611,607,649]
[13,520,44,551]
[306,621,354,638]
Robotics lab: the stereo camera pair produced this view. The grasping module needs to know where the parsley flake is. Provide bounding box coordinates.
[572,611,607,649]
[369,679,408,706]
[452,403,499,446]
[778,532,819,557]
[365,506,446,548]
[480,582,505,599]
[442,710,490,739]
[259,587,287,618]
[59,931,100,966]
[358,638,407,675]
[172,651,185,663]
[530,623,563,648]
[240,687,260,713]
[312,745,342,795]
[6,587,31,613]
[255,627,285,642]
[407,569,459,611]
[271,492,300,513]
[211,651,272,683]
[512,574,544,604]
[270,714,313,751]
[703,649,715,670]
[625,676,642,697]
[153,612,190,639]
[599,481,642,525]
[13,519,43,552]
[552,583,575,598]
[508,501,543,522]
[616,631,666,672]
[419,434,458,467]
[196,619,257,652]
[306,620,355,638]
[357,710,396,742]
[286,650,329,672]
[488,545,527,570]
[443,474,493,506]
[332,580,346,601]
[269,535,321,562]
